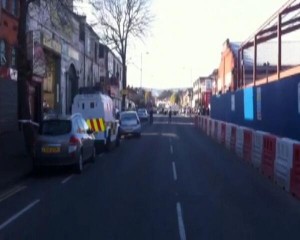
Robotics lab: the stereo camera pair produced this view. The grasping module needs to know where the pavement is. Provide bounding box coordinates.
[0,114,300,240]
[0,130,32,190]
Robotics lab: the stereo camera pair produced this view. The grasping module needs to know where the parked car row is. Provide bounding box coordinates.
[34,110,145,174]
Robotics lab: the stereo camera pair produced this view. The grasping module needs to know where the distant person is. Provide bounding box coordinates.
[149,108,154,124]
[168,109,172,123]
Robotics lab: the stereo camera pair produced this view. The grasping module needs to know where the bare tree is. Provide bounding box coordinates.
[90,0,153,110]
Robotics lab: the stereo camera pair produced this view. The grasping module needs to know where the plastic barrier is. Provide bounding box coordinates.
[207,119,211,136]
[235,127,244,158]
[210,119,215,137]
[261,134,277,179]
[274,138,297,191]
[219,122,226,144]
[203,118,207,132]
[230,126,237,151]
[251,131,266,169]
[243,129,253,162]
[291,144,300,199]
[213,121,218,140]
[225,124,232,148]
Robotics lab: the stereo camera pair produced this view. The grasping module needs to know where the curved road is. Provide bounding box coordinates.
[0,115,300,240]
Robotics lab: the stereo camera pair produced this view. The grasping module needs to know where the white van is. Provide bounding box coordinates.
[72,90,120,153]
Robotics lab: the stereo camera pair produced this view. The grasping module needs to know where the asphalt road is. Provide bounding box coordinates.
[0,114,300,240]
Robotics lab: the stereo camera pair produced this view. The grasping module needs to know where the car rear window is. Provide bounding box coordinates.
[40,120,72,135]
[121,113,137,121]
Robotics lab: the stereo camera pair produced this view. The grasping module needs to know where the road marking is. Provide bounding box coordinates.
[61,175,73,184]
[170,145,173,154]
[0,185,27,203]
[172,162,177,181]
[0,199,40,231]
[176,202,187,240]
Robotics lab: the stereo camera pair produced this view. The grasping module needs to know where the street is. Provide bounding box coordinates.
[0,115,300,240]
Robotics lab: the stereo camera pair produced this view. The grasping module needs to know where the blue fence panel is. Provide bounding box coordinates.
[210,74,300,141]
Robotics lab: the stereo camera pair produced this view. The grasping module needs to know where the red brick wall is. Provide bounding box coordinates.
[0,0,19,45]
[217,46,236,93]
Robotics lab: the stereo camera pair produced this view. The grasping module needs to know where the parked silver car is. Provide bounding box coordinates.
[119,111,142,137]
[34,113,95,173]
[137,108,149,122]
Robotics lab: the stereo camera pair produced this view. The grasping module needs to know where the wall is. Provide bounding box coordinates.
[211,73,300,141]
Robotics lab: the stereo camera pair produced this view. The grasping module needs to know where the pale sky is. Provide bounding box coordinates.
[127,0,287,90]
[76,0,288,89]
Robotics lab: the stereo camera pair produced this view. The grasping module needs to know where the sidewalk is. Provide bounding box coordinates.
[0,130,32,190]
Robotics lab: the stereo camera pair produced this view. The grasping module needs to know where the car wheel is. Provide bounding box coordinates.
[75,153,83,174]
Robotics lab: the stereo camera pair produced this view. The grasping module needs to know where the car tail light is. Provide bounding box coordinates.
[69,136,80,153]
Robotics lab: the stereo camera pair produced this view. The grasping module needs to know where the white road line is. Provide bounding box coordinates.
[0,199,40,231]
[170,145,173,154]
[172,162,177,181]
[176,202,187,240]
[61,175,73,184]
[0,186,27,203]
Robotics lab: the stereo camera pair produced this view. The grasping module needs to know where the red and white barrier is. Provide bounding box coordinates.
[261,134,277,179]
[274,138,298,191]
[251,131,267,169]
[243,129,253,163]
[291,144,300,199]
[235,127,245,158]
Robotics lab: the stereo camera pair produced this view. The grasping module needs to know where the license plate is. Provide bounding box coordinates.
[42,146,61,154]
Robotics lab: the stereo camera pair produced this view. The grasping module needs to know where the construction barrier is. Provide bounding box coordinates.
[219,122,226,144]
[243,129,253,162]
[291,144,300,199]
[213,120,218,140]
[230,125,237,151]
[274,138,297,191]
[225,123,232,149]
[261,134,277,179]
[252,131,266,169]
[235,127,244,158]
[196,117,300,201]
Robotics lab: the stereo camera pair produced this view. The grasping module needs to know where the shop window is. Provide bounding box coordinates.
[12,0,19,16]
[0,40,7,66]
[11,47,16,67]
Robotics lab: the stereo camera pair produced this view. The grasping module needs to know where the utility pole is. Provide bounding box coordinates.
[17,0,35,153]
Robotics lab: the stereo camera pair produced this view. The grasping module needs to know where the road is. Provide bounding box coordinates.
[0,115,300,240]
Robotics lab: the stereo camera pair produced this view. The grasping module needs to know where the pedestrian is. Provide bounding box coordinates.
[168,109,172,123]
[149,108,154,124]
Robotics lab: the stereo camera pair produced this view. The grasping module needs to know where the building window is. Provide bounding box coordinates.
[12,0,19,16]
[0,40,7,66]
[2,0,7,9]
[11,47,16,67]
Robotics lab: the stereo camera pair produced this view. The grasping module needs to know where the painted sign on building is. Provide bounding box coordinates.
[42,33,62,54]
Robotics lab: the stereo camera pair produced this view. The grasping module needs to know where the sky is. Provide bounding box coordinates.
[76,0,288,90]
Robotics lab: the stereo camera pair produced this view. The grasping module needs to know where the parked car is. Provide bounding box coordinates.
[137,108,149,121]
[34,113,95,173]
[119,111,142,137]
